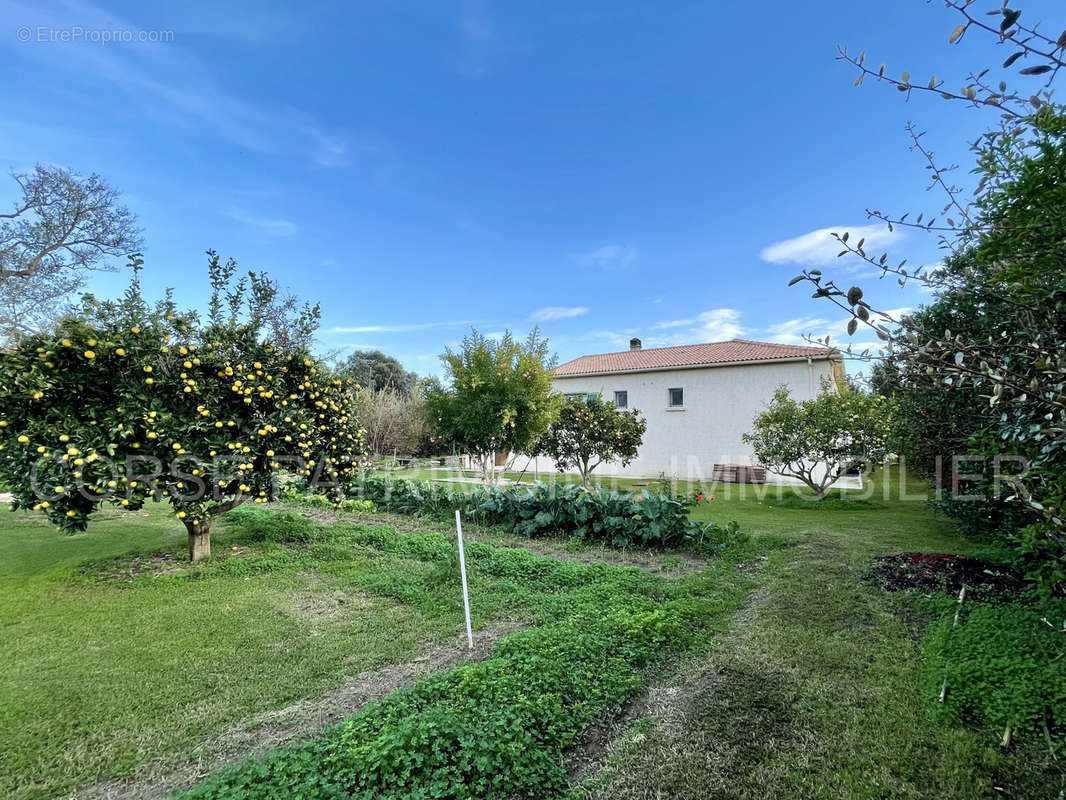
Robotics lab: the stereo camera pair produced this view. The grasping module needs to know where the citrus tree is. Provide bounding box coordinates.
[0,253,364,561]
[742,383,888,499]
[538,394,646,487]
[424,329,557,484]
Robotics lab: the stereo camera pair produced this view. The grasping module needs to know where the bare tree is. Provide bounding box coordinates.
[0,164,142,342]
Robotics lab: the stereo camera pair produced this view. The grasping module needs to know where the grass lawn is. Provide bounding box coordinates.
[0,501,747,800]
[574,471,1064,799]
[1,468,1061,798]
[0,507,457,800]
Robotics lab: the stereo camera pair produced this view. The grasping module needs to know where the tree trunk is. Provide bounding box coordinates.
[479,453,493,485]
[186,521,212,562]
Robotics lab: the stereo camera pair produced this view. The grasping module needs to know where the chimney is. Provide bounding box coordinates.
[629,337,642,351]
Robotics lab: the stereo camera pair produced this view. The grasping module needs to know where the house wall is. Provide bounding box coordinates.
[535,358,837,480]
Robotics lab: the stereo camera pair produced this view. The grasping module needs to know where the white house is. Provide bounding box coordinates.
[542,337,844,481]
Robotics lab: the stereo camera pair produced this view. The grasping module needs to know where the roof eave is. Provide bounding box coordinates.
[553,353,839,379]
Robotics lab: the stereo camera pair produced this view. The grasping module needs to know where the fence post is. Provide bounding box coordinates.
[455,509,474,650]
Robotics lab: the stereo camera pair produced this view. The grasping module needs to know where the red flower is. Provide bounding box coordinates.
[696,493,703,501]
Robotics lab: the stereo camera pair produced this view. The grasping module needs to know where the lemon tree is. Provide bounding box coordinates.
[742,382,888,499]
[0,254,364,560]
[538,394,646,488]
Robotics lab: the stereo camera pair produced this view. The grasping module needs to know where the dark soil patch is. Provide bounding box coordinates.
[865,552,1021,596]
[78,545,253,583]
[78,551,189,582]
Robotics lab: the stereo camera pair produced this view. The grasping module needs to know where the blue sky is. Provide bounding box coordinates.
[2,0,1059,375]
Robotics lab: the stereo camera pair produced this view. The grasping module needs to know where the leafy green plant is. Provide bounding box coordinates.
[794,4,1066,593]
[355,476,743,551]
[173,535,738,800]
[931,598,1066,742]
[281,486,375,515]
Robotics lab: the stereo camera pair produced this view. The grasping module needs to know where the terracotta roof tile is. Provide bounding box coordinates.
[554,338,837,377]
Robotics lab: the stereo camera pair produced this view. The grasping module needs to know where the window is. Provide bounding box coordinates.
[614,390,628,409]
[668,387,684,408]
[564,392,598,402]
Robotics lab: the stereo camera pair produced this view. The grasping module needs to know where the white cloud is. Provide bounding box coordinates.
[329,320,476,334]
[528,306,588,322]
[682,308,746,343]
[454,0,525,78]
[580,329,639,350]
[759,224,900,268]
[3,0,363,168]
[764,316,835,346]
[227,209,299,237]
[586,308,745,351]
[876,307,912,325]
[651,317,694,330]
[763,306,911,352]
[573,244,637,270]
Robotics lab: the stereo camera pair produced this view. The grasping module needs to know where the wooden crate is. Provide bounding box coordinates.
[711,464,767,484]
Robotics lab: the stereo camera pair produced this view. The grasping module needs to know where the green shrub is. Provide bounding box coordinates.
[932,598,1066,739]
[354,477,742,551]
[281,486,376,515]
[222,506,321,544]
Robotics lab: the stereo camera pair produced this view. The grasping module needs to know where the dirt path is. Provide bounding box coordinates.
[566,559,773,787]
[569,537,1064,800]
[72,619,524,800]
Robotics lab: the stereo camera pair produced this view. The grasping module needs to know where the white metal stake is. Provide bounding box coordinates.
[455,509,474,650]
